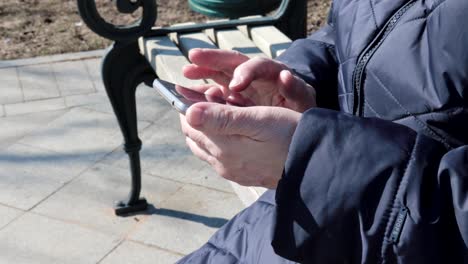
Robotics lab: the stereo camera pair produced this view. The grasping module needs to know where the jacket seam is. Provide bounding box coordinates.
[367,69,452,149]
[364,99,383,118]
[304,39,335,51]
[391,106,465,122]
[379,134,419,263]
[209,200,276,263]
[208,241,246,264]
[400,0,447,25]
[369,0,379,30]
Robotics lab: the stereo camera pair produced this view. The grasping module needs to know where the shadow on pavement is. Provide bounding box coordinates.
[123,204,229,228]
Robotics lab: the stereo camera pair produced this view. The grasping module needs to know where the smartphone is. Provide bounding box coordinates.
[153,79,226,114]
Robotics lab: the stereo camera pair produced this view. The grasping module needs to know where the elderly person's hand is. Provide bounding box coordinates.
[183,49,317,112]
[180,103,300,189]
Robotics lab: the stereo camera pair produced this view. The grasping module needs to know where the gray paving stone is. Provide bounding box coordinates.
[0,204,23,230]
[64,92,108,108]
[102,111,233,193]
[0,213,119,264]
[0,49,106,69]
[83,83,170,123]
[0,67,23,104]
[33,163,183,237]
[19,107,150,162]
[129,184,244,255]
[0,110,66,150]
[52,60,95,96]
[4,97,66,116]
[0,105,4,117]
[83,58,105,92]
[18,64,60,101]
[100,241,182,264]
[0,144,94,210]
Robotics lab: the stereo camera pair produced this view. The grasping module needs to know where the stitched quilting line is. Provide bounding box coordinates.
[392,106,466,122]
[369,0,379,30]
[209,200,277,263]
[364,99,383,118]
[399,0,447,26]
[378,134,419,263]
[367,69,452,149]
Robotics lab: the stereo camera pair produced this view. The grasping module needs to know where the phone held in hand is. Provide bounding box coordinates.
[153,79,226,114]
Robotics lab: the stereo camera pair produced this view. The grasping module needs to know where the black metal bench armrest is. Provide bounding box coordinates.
[77,0,306,42]
[77,0,158,42]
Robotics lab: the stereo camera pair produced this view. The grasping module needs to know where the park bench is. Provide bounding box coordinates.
[77,0,307,216]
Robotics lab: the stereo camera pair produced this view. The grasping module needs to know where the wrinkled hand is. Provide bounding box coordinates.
[180,103,301,189]
[183,49,317,112]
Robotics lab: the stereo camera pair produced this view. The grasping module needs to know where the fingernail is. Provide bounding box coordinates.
[228,76,242,89]
[188,106,205,127]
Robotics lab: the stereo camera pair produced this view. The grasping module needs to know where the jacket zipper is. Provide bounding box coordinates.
[352,0,416,116]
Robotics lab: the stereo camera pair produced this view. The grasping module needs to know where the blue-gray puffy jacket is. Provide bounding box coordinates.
[178,0,468,263]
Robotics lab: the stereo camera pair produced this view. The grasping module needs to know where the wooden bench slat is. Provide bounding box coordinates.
[247,26,292,58]
[207,29,267,58]
[236,16,291,58]
[172,31,220,85]
[139,36,205,86]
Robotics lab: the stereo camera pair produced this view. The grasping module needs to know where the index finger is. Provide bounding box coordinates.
[188,48,249,73]
[229,57,288,92]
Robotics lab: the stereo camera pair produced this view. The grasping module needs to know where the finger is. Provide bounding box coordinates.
[186,102,259,136]
[176,83,219,94]
[277,70,317,110]
[185,137,214,165]
[226,93,255,107]
[188,48,249,73]
[228,57,288,92]
[183,65,231,86]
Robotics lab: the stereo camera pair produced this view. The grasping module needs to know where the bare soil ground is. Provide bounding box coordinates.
[0,0,331,60]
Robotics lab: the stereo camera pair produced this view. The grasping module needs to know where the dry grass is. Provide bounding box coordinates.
[0,0,331,60]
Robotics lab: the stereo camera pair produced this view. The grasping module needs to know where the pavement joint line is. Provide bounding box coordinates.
[142,170,235,195]
[14,66,25,103]
[0,49,106,69]
[93,163,192,207]
[50,61,63,98]
[29,210,125,238]
[4,94,63,105]
[79,103,157,125]
[0,210,28,233]
[0,202,26,212]
[2,111,67,145]
[17,140,118,213]
[127,239,186,257]
[83,59,99,93]
[95,239,126,264]
[18,117,150,204]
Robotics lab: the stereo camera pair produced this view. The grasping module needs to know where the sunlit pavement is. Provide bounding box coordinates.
[0,51,244,264]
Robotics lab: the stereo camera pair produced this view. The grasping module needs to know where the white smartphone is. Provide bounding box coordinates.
[153,79,226,114]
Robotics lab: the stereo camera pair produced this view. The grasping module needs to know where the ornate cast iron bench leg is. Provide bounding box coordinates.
[77,0,157,215]
[102,41,156,215]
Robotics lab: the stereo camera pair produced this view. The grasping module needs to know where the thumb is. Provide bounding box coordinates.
[186,102,260,136]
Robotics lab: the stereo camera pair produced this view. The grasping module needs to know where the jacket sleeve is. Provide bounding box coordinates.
[276,14,339,110]
[272,108,468,263]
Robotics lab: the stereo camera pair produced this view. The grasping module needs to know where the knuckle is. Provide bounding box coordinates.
[217,107,233,132]
[211,147,231,162]
[205,155,218,166]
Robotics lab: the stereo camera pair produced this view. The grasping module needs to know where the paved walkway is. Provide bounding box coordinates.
[0,51,244,264]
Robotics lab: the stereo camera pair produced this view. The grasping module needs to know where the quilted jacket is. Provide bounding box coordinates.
[178,0,468,263]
